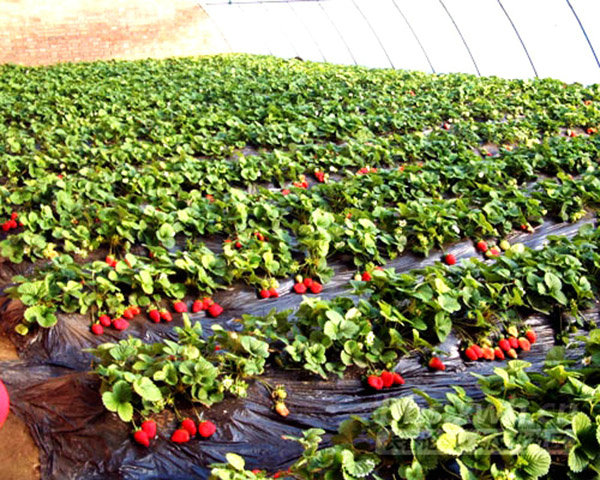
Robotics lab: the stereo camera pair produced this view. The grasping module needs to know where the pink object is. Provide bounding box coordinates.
[0,379,9,429]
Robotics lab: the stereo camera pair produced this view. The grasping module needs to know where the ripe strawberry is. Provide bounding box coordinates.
[268,288,279,298]
[309,282,323,294]
[122,307,135,320]
[207,303,224,318]
[235,241,242,249]
[464,346,478,362]
[361,272,372,282]
[587,127,598,134]
[518,337,531,352]
[91,323,104,335]
[367,375,384,390]
[206,194,214,203]
[494,348,505,360]
[428,357,445,371]
[303,278,314,287]
[525,329,537,344]
[181,418,197,436]
[482,346,495,361]
[380,371,394,388]
[133,429,150,447]
[520,224,529,231]
[10,212,17,220]
[508,337,519,349]
[281,189,291,196]
[392,372,405,385]
[259,289,271,299]
[198,420,216,438]
[214,345,221,351]
[444,254,456,266]
[148,309,160,323]
[471,345,483,359]
[98,314,111,327]
[173,301,188,313]
[141,420,157,439]
[105,255,117,267]
[7,220,17,229]
[255,232,265,241]
[293,283,307,294]
[1,222,10,232]
[275,402,290,417]
[488,247,500,257]
[112,318,129,331]
[442,122,450,130]
[192,300,204,313]
[507,348,518,359]
[202,297,215,308]
[498,339,511,352]
[130,306,141,315]
[314,171,325,183]
[476,241,488,253]
[160,310,173,322]
[171,428,190,443]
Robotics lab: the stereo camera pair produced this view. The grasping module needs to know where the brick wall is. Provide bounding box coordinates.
[0,0,230,66]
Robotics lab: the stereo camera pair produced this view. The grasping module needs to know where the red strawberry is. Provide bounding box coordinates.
[464,346,478,362]
[293,283,307,294]
[428,357,445,371]
[476,241,488,253]
[518,337,531,352]
[112,318,129,331]
[235,241,242,249]
[471,345,484,359]
[148,309,161,323]
[1,222,10,232]
[268,288,279,298]
[442,122,450,130]
[207,303,224,318]
[259,289,271,299]
[520,224,529,231]
[105,255,116,266]
[508,337,519,349]
[171,428,190,443]
[303,278,314,287]
[198,420,216,438]
[494,348,505,360]
[202,297,215,308]
[173,301,187,313]
[190,300,202,313]
[380,371,394,388]
[444,254,456,266]
[122,308,135,320]
[91,323,104,335]
[7,220,17,229]
[141,420,157,439]
[98,314,112,327]
[10,212,18,220]
[498,339,511,352]
[507,348,518,359]
[314,171,325,183]
[214,345,221,351]
[130,306,141,315]
[489,247,501,257]
[367,375,384,390]
[255,232,265,241]
[281,189,291,196]
[206,194,214,203]
[160,310,173,322]
[392,372,405,385]
[361,272,372,282]
[181,418,197,436]
[309,282,322,294]
[482,347,495,361]
[133,429,150,447]
[525,330,537,344]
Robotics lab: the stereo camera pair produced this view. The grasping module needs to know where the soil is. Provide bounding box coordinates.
[0,330,40,480]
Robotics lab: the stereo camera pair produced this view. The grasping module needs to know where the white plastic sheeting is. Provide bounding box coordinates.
[201,0,600,84]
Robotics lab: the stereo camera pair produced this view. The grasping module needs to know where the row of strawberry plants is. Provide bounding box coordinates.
[90,224,600,430]
[7,163,600,331]
[210,338,600,480]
